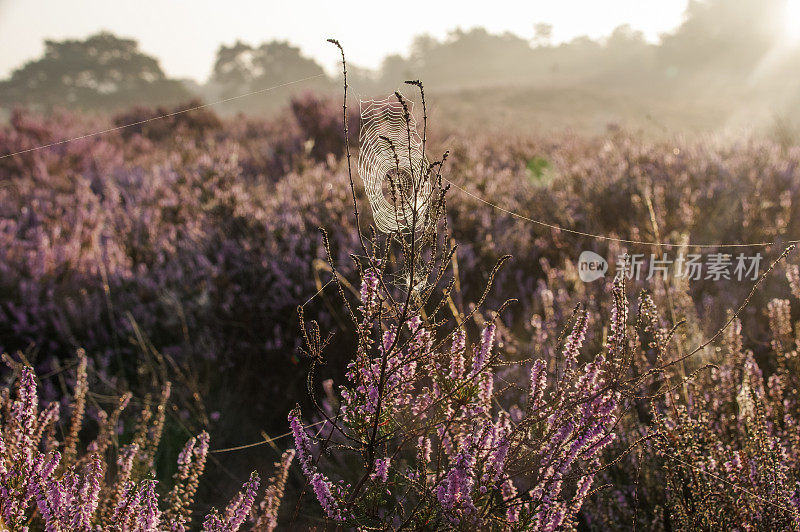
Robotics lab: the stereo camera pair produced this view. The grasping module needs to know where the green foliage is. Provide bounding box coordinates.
[525,155,552,185]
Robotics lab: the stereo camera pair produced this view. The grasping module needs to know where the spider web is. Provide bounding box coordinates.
[358,94,431,234]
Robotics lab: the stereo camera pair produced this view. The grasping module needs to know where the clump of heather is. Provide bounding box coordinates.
[645,277,800,530]
[575,260,800,530]
[0,98,363,445]
[283,70,634,528]
[5,46,800,530]
[2,89,800,453]
[253,449,295,531]
[0,352,294,530]
[290,260,635,528]
[280,48,800,528]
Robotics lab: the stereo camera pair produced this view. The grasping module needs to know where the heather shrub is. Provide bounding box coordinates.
[5,56,800,529]
[0,102,362,441]
[113,99,222,141]
[288,269,629,528]
[281,66,634,528]
[646,278,800,530]
[575,265,800,530]
[3,97,798,423]
[280,48,800,528]
[290,91,360,163]
[0,351,295,531]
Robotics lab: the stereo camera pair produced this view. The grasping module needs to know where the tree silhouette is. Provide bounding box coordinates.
[209,40,330,112]
[0,32,191,110]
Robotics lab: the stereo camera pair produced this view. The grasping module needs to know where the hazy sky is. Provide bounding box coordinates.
[0,0,689,82]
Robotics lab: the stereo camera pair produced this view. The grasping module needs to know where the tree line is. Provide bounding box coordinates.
[1,0,798,116]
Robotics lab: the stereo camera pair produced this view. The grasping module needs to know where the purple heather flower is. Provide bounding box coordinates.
[529,358,548,413]
[371,457,390,483]
[449,329,466,380]
[311,472,343,521]
[224,472,260,531]
[437,448,477,523]
[288,409,315,477]
[471,324,496,377]
[359,267,380,315]
[138,480,162,531]
[562,310,588,373]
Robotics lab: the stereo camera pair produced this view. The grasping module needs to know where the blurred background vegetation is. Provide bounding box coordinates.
[5,0,800,524]
[2,0,800,139]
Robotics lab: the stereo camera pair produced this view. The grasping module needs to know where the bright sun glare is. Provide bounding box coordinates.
[786,0,800,42]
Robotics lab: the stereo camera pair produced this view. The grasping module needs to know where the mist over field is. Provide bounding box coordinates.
[2,0,800,137]
[4,0,800,530]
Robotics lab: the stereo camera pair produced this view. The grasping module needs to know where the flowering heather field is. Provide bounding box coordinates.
[3,89,800,530]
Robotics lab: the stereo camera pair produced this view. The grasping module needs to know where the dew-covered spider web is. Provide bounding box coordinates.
[358,95,431,234]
